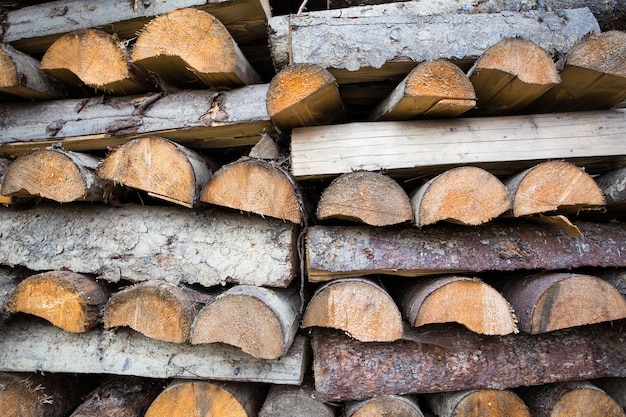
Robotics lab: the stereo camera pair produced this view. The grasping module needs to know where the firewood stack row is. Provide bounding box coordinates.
[1,0,626,416]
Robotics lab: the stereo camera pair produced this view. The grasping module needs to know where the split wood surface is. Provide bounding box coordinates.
[259,381,336,417]
[428,389,530,417]
[344,395,424,417]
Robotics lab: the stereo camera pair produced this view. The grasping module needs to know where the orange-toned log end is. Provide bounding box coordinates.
[429,389,530,417]
[6,270,108,333]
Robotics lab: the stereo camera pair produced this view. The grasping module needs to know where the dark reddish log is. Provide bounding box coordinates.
[312,322,626,402]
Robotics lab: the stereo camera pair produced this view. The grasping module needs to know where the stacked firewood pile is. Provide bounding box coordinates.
[1,0,626,416]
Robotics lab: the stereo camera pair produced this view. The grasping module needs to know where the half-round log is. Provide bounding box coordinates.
[259,381,336,417]
[428,389,530,417]
[344,395,424,417]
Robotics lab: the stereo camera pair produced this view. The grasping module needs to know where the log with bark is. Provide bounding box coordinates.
[344,395,424,417]
[312,321,626,401]
[596,269,626,298]
[0,157,14,205]
[427,389,530,417]
[259,379,337,417]
[595,166,626,214]
[0,203,297,287]
[0,267,24,324]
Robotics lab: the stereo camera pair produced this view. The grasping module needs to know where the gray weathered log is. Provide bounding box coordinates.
[0,267,22,324]
[0,203,297,287]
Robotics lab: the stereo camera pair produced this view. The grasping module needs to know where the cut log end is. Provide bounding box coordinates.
[566,31,626,78]
[345,395,424,417]
[259,383,336,417]
[429,389,530,417]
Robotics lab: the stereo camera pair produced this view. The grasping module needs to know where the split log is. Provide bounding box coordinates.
[302,278,404,342]
[316,170,413,226]
[259,380,336,417]
[468,37,560,115]
[0,157,13,205]
[427,389,530,417]
[6,270,109,333]
[0,43,67,101]
[0,317,308,384]
[131,9,260,89]
[595,166,626,214]
[199,158,304,224]
[371,60,475,121]
[145,380,266,417]
[266,64,345,132]
[190,285,301,359]
[504,160,606,217]
[104,281,213,344]
[290,109,626,180]
[311,322,626,402]
[0,203,297,287]
[248,133,281,160]
[69,376,165,417]
[1,148,106,202]
[400,276,518,335]
[268,6,599,82]
[410,166,511,227]
[40,29,150,95]
[305,221,626,282]
[0,84,272,157]
[501,272,626,334]
[344,395,424,417]
[517,381,626,417]
[594,378,626,411]
[532,31,626,113]
[97,136,212,208]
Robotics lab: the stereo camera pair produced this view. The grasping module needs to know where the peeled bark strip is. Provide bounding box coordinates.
[0,43,67,101]
[501,272,626,334]
[0,203,297,287]
[371,60,475,121]
[302,278,404,342]
[344,395,424,417]
[504,161,606,217]
[316,171,413,226]
[266,64,345,131]
[7,270,108,333]
[312,322,626,402]
[401,276,518,336]
[428,389,530,417]
[1,148,105,202]
[199,158,304,224]
[97,136,212,208]
[190,285,301,359]
[104,281,213,344]
[468,37,560,115]
[306,221,626,282]
[410,166,511,227]
[259,381,337,417]
[131,9,260,89]
[145,380,266,417]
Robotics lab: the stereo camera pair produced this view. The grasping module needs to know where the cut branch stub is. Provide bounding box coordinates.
[6,270,109,333]
[97,136,213,208]
[400,276,518,335]
[428,389,530,417]
[344,395,424,417]
[410,166,511,227]
[302,278,404,342]
[199,158,304,224]
[131,8,261,89]
[316,170,413,226]
[103,280,213,344]
[266,63,346,131]
[501,272,626,334]
[504,160,606,217]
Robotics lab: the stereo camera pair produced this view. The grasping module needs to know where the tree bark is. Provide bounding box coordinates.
[427,389,530,417]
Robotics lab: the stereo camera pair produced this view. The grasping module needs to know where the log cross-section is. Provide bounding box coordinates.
[428,389,531,417]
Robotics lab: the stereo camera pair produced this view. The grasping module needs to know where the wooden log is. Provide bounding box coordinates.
[0,157,14,205]
[199,158,304,224]
[131,8,260,89]
[371,60,475,121]
[468,37,560,115]
[311,322,626,402]
[6,270,109,333]
[248,132,280,160]
[517,381,626,417]
[0,267,23,324]
[595,166,626,215]
[268,6,599,82]
[594,378,626,411]
[595,269,626,298]
[266,64,345,132]
[190,285,301,359]
[259,380,337,417]
[316,170,413,227]
[145,380,267,417]
[0,203,297,287]
[410,166,511,227]
[0,84,272,158]
[504,160,606,217]
[400,276,517,335]
[532,31,626,113]
[344,395,424,417]
[302,278,404,342]
[0,43,67,101]
[97,136,212,208]
[290,109,626,180]
[1,148,106,202]
[427,389,530,417]
[305,221,626,282]
[69,376,165,417]
[104,281,213,344]
[0,317,308,384]
[501,272,626,334]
